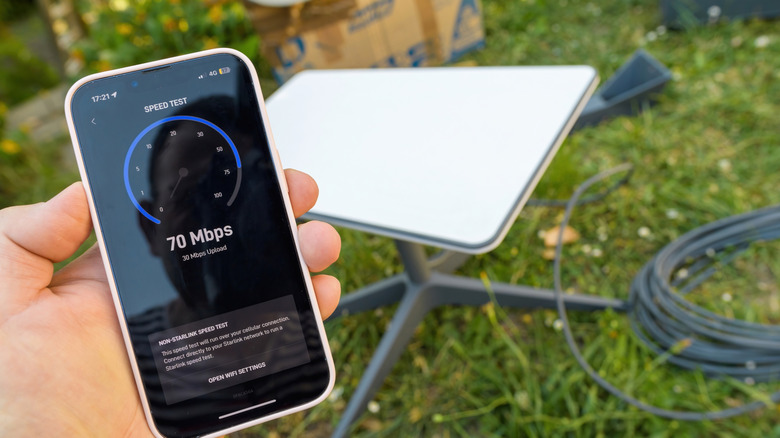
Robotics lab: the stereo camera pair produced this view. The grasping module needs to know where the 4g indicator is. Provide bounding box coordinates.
[124,115,242,224]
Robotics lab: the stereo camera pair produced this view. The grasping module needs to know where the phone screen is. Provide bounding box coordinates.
[67,51,333,437]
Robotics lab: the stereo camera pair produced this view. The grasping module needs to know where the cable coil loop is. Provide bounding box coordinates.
[629,205,780,382]
[555,164,780,420]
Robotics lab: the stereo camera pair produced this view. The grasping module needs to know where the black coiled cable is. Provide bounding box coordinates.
[629,204,780,382]
[554,164,780,420]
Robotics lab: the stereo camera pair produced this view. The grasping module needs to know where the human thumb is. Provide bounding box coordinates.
[0,182,92,267]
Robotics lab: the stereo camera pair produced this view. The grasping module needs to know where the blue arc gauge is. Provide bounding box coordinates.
[124,115,242,224]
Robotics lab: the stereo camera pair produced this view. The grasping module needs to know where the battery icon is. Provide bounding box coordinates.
[219,67,231,75]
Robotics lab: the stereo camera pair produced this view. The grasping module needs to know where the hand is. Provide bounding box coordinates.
[0,169,341,436]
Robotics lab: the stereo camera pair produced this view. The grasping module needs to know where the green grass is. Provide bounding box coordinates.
[4,0,780,436]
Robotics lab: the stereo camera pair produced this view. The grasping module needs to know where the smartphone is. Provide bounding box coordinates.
[64,48,334,437]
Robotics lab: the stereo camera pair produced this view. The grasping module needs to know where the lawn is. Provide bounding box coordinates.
[3,0,780,437]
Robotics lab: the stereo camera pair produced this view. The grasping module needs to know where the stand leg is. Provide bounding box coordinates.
[429,273,627,311]
[334,274,408,317]
[330,242,628,437]
[332,283,435,438]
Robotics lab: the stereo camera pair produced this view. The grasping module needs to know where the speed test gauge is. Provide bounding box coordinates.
[124,115,242,224]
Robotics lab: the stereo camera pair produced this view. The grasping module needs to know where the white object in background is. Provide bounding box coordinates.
[267,66,598,253]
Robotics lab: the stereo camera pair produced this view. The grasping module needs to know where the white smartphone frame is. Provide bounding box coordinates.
[64,48,335,438]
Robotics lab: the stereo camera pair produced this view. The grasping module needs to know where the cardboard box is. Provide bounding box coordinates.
[244,0,485,83]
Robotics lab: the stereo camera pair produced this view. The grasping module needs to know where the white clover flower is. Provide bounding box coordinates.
[645,31,658,42]
[328,386,344,402]
[755,36,770,48]
[597,226,608,242]
[707,5,721,18]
